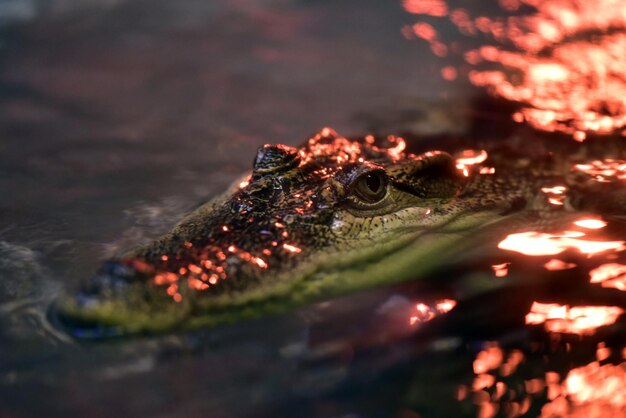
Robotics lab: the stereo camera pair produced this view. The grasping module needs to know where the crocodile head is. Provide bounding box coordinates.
[55,128,519,335]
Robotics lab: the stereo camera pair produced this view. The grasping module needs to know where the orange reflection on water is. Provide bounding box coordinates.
[574,219,608,229]
[500,350,524,377]
[541,186,567,195]
[441,65,458,81]
[544,259,576,271]
[469,13,626,138]
[464,344,536,418]
[548,197,565,206]
[541,185,567,206]
[597,342,611,362]
[436,298,456,312]
[405,0,626,138]
[402,0,447,17]
[473,343,504,375]
[492,262,510,277]
[590,263,626,291]
[455,149,488,177]
[455,149,488,166]
[574,159,626,182]
[526,302,624,335]
[542,360,626,417]
[409,298,456,325]
[470,344,508,418]
[567,361,626,406]
[498,229,625,257]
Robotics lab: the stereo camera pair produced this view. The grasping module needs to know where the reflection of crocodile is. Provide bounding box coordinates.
[53,128,622,335]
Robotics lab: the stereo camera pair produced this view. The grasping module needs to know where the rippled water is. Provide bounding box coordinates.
[2,1,626,417]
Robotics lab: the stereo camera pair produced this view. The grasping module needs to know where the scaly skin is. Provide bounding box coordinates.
[54,128,609,335]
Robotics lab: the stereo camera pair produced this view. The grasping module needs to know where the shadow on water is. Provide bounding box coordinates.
[1,1,626,417]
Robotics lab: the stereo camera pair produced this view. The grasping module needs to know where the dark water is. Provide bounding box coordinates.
[2,1,626,417]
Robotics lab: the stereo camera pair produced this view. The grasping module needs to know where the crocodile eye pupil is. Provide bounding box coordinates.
[354,171,387,203]
[365,173,381,194]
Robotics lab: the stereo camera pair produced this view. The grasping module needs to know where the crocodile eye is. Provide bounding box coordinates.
[353,171,388,203]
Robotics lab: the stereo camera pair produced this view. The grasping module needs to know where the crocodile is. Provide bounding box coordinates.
[53,128,624,335]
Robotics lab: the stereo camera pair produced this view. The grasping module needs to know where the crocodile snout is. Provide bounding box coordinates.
[52,261,191,338]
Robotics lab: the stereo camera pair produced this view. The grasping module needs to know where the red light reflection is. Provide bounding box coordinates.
[468,344,532,418]
[541,185,568,206]
[473,343,504,374]
[544,259,576,271]
[542,360,626,417]
[526,302,624,335]
[409,298,457,325]
[574,159,626,183]
[590,263,626,291]
[498,217,625,256]
[402,0,447,17]
[455,149,488,177]
[574,219,607,230]
[492,262,510,277]
[405,0,626,138]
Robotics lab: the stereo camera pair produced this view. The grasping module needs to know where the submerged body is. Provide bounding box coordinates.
[55,128,626,335]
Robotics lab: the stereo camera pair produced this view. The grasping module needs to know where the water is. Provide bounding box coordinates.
[2,1,626,417]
